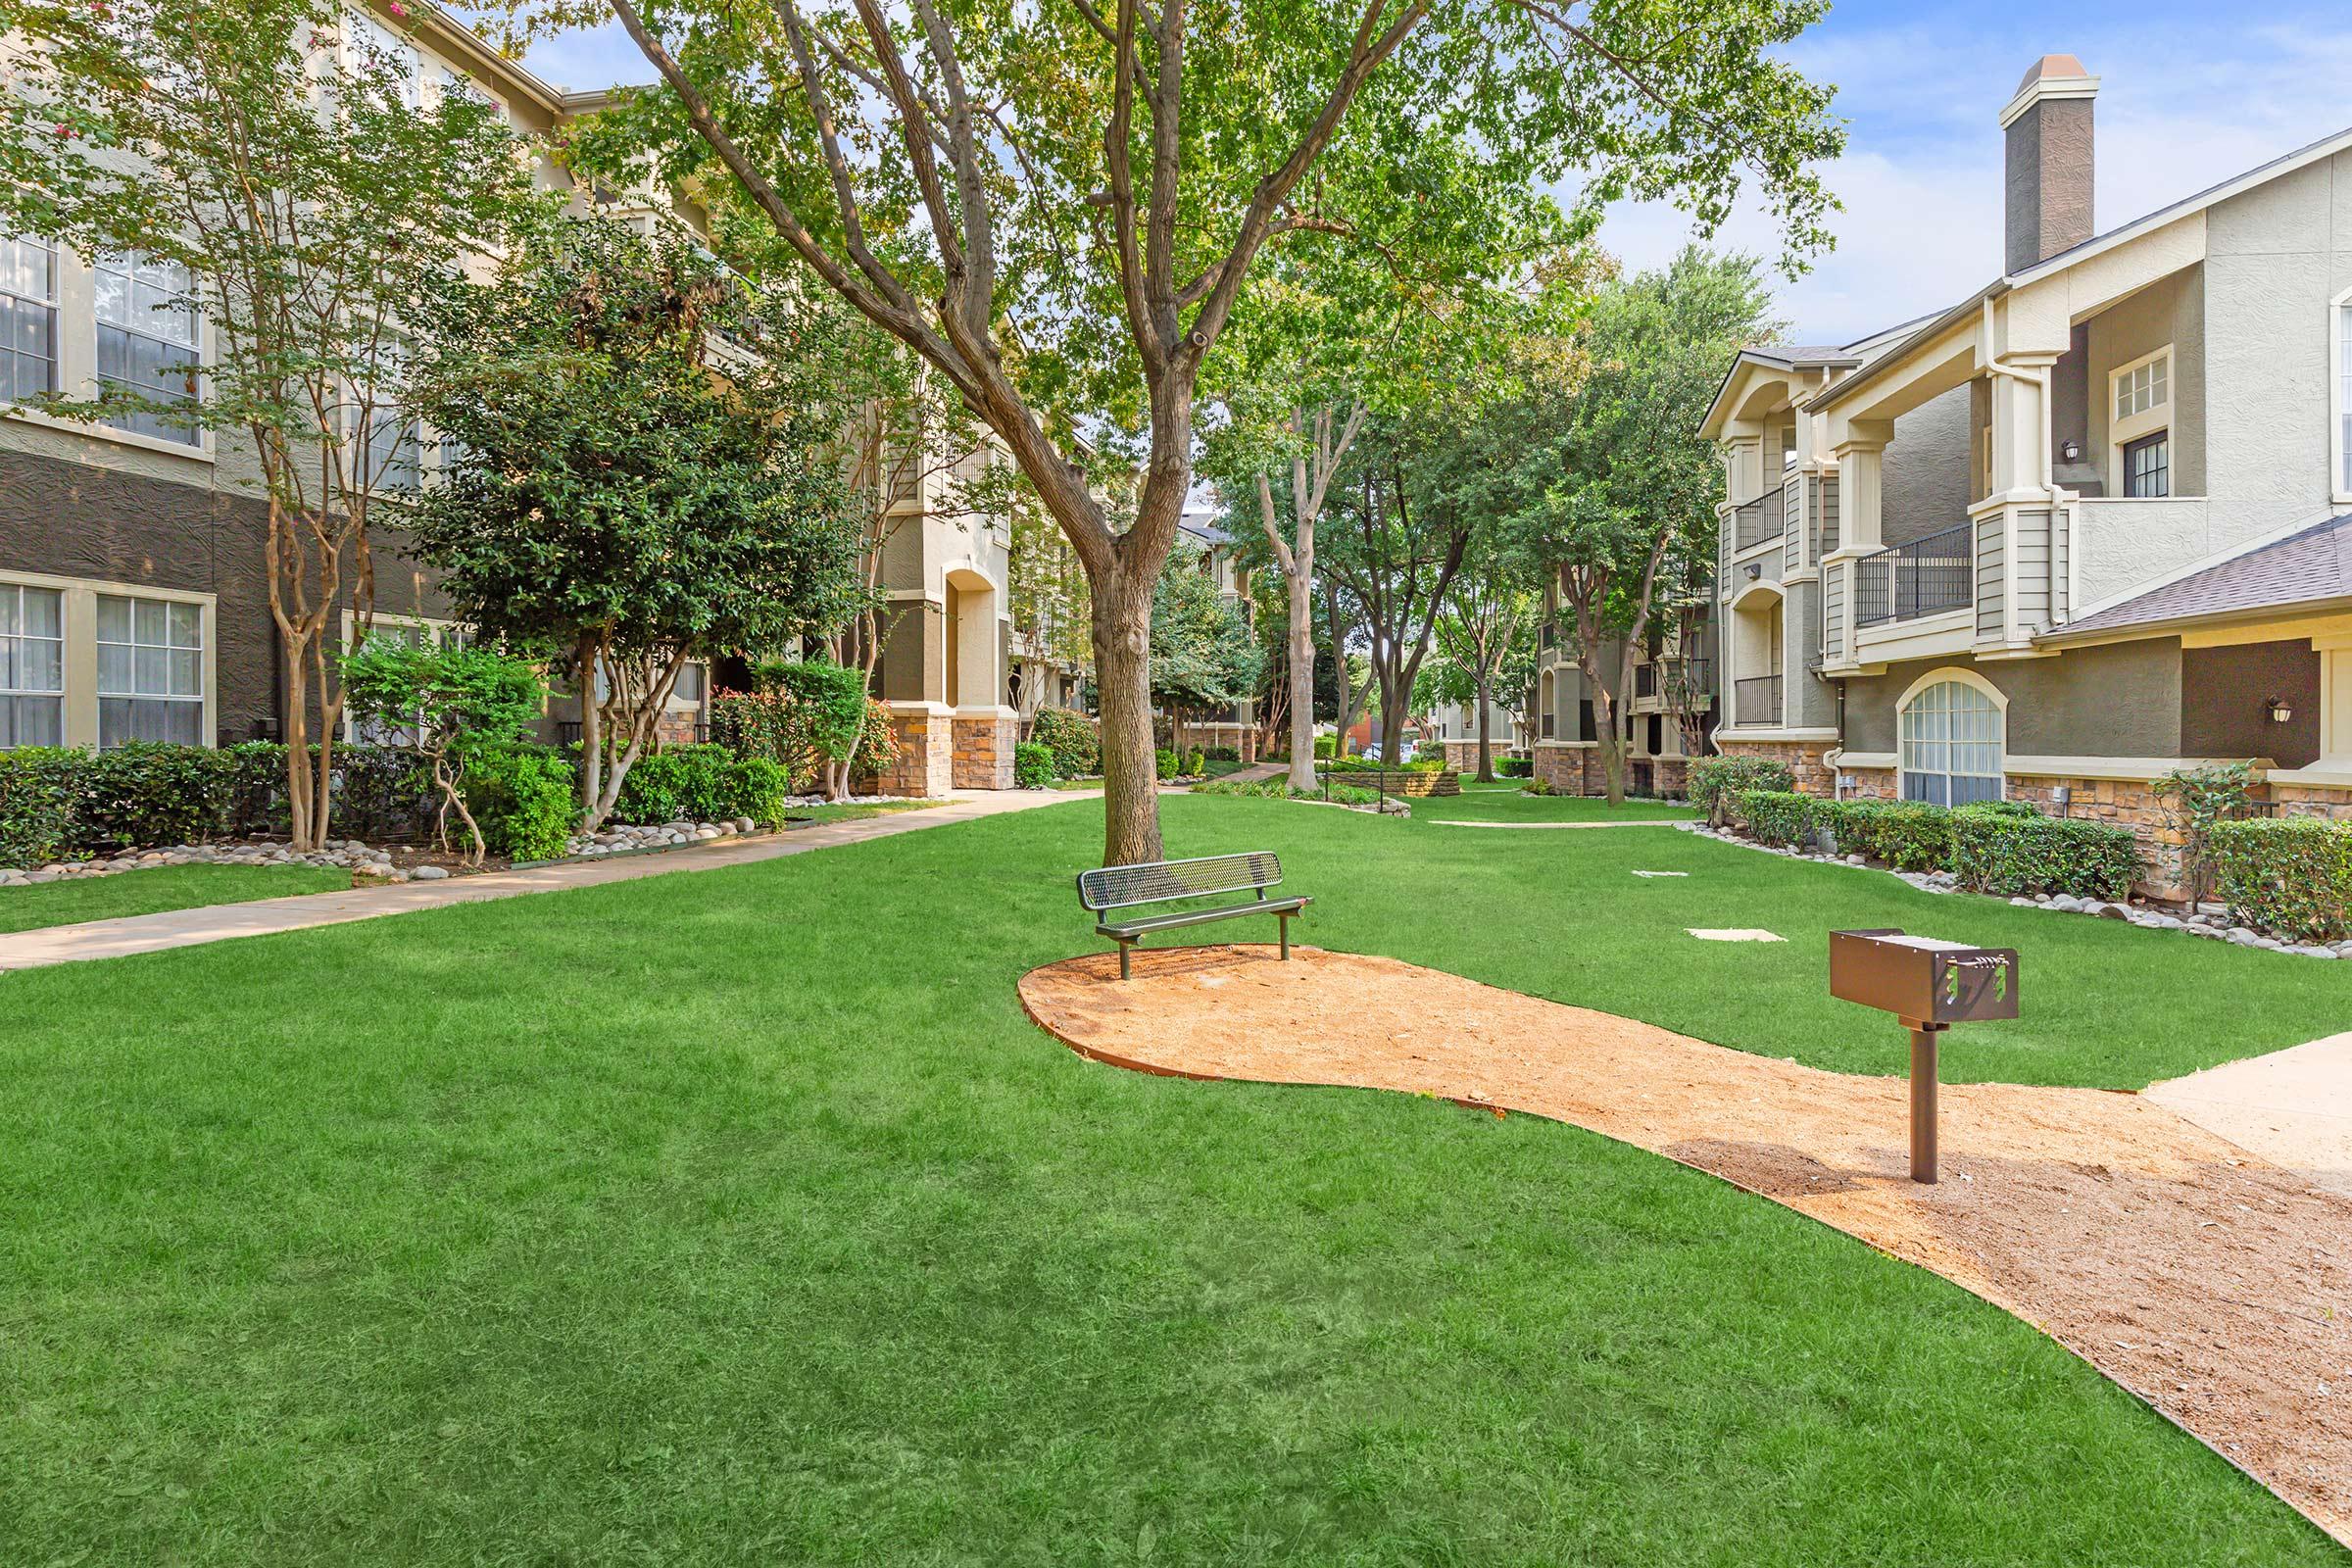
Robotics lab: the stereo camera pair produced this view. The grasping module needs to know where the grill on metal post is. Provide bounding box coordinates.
[1828,930,2020,1183]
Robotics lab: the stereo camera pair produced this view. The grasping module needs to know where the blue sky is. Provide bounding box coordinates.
[518,2,2352,343]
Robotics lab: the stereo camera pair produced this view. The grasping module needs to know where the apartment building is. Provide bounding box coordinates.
[1700,55,2352,889]
[1529,607,1718,796]
[1,3,1025,789]
[1167,510,1259,761]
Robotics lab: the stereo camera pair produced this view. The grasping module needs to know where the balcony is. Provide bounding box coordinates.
[1854,522,1973,628]
[1733,673,1782,727]
[1732,481,1788,554]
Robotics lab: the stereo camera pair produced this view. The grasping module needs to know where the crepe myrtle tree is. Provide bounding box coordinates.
[406,215,867,831]
[340,637,546,865]
[485,0,1841,865]
[0,0,538,849]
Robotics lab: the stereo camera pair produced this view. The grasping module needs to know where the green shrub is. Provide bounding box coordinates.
[1690,757,1795,818]
[1495,756,1532,778]
[1522,778,1555,797]
[463,747,575,861]
[1183,747,1205,776]
[1013,741,1054,789]
[1950,804,2141,901]
[1155,748,1180,780]
[1324,783,1378,807]
[720,755,790,827]
[74,741,238,849]
[2210,817,2352,943]
[1817,798,1954,871]
[2156,761,2258,905]
[1736,788,1816,848]
[1203,746,1239,762]
[1029,708,1100,778]
[1312,734,1336,760]
[0,746,84,865]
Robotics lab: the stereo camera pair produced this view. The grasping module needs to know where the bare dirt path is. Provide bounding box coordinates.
[1019,944,2352,1545]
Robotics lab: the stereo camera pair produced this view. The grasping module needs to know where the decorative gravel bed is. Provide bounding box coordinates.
[0,839,393,888]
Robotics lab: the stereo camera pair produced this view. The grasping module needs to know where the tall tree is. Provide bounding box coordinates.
[490,0,1842,863]
[1428,545,1537,780]
[1149,553,1260,760]
[407,216,866,829]
[0,0,535,849]
[1494,247,1780,802]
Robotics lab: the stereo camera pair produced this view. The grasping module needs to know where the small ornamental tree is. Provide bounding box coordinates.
[1150,556,1261,759]
[767,660,868,802]
[340,638,546,864]
[408,216,866,830]
[0,0,538,850]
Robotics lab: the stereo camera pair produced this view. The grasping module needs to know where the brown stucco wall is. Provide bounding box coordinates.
[2180,641,2320,766]
[878,602,943,705]
[1841,638,2185,758]
[2005,95,2094,273]
[2083,263,2205,496]
[1881,383,1975,546]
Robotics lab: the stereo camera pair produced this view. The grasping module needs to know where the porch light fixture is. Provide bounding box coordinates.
[2267,696,2294,724]
[2060,439,2082,462]
[1743,563,1762,581]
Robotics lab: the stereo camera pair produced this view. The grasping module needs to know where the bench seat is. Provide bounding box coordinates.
[1076,851,1309,978]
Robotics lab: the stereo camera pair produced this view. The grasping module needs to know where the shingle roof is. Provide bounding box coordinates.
[2061,512,2352,635]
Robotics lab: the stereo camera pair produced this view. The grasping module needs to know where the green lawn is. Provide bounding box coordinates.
[0,862,351,935]
[1408,781,1697,823]
[786,799,946,826]
[0,796,2340,1564]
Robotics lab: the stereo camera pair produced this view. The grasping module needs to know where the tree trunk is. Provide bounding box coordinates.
[1285,562,1316,792]
[1592,685,1626,806]
[575,631,605,831]
[1377,670,1403,768]
[1092,565,1162,866]
[1474,670,1494,782]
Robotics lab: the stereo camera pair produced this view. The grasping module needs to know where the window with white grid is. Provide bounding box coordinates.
[0,233,58,405]
[1900,678,2003,808]
[97,594,205,746]
[0,583,65,748]
[2114,353,2168,423]
[95,252,202,445]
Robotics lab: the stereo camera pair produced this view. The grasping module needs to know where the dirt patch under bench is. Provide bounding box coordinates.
[1019,944,2352,1544]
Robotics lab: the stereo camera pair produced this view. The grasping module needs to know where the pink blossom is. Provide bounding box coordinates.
[386,0,409,16]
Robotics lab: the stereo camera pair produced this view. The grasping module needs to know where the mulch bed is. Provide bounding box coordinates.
[1019,944,2352,1544]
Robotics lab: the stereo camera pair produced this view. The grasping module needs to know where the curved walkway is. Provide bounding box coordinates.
[0,789,1082,974]
[1019,943,2352,1546]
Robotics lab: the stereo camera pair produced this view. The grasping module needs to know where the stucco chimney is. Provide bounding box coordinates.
[1999,55,2098,273]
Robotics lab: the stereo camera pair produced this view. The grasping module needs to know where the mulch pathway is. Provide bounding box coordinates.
[1018,944,2352,1544]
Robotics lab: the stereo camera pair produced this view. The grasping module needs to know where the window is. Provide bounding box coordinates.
[672,662,707,705]
[0,584,65,747]
[2114,352,2168,422]
[95,253,202,445]
[347,9,421,105]
[0,233,58,404]
[97,593,205,746]
[2123,431,2170,499]
[1899,677,2002,808]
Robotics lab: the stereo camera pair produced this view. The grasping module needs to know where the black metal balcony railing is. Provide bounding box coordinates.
[1732,481,1788,553]
[1854,522,1974,628]
[1734,673,1783,727]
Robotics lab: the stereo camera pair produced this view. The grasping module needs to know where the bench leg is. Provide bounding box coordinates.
[1119,939,1134,980]
[1279,911,1291,960]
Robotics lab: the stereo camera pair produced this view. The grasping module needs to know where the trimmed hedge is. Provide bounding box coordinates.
[1735,789,1815,848]
[610,743,789,829]
[1012,741,1054,789]
[1690,757,1794,818]
[2211,817,2352,943]
[1495,756,1532,778]
[1817,799,1953,872]
[1950,804,2140,901]
[0,747,84,865]
[1155,748,1180,780]
[464,748,576,862]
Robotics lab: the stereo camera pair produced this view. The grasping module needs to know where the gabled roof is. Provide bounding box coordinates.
[2058,513,2352,637]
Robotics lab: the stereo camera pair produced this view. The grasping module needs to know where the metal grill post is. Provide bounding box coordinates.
[1908,1021,1941,1184]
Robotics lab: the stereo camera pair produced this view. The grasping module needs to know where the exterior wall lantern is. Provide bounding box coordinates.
[2060,439,2082,462]
[2267,696,2294,724]
[1743,563,1762,581]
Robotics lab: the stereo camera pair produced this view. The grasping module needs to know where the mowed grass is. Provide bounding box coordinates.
[1409,780,1697,823]
[0,796,2342,1564]
[0,861,350,934]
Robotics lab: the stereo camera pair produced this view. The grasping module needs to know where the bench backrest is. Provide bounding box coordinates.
[1077,851,1283,912]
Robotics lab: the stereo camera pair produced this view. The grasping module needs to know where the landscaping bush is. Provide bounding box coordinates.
[1736,788,1815,848]
[74,742,239,850]
[1495,756,1532,778]
[1324,754,1445,774]
[462,746,576,862]
[1312,735,1336,760]
[720,755,790,827]
[1029,708,1100,778]
[2210,817,2352,943]
[1950,803,2141,902]
[1013,741,1054,790]
[1203,746,1239,762]
[1183,747,1205,777]
[0,746,84,866]
[1155,748,1180,780]
[1817,798,1954,872]
[2156,761,2258,905]
[1689,756,1794,820]
[1521,778,1554,797]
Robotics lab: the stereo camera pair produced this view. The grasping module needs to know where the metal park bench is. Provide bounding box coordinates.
[1075,852,1310,979]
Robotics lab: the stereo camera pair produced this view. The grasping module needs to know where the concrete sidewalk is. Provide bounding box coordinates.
[0,789,1087,974]
[2146,1032,2352,1197]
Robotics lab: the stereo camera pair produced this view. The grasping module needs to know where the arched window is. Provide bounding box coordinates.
[1899,677,2003,806]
